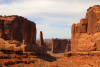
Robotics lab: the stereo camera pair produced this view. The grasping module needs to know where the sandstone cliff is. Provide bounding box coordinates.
[0,15,36,44]
[71,5,100,51]
[0,15,40,53]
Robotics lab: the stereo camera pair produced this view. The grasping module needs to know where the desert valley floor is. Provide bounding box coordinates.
[0,50,100,67]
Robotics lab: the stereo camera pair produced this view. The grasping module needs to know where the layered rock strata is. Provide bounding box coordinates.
[71,5,100,51]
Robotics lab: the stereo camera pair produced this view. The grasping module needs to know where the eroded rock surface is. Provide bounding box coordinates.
[71,5,100,51]
[52,38,71,53]
[0,15,40,53]
[0,15,36,44]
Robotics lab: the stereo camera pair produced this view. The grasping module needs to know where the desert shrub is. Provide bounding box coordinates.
[11,59,17,61]
[23,66,27,67]
[5,66,8,67]
[0,62,3,67]
[53,56,62,59]
[18,64,21,67]
[47,51,51,54]
[29,58,35,61]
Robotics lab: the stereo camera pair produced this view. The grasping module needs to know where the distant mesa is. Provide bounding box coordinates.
[71,5,100,51]
[52,38,71,53]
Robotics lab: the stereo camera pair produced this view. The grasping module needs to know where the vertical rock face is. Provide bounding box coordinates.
[86,5,100,34]
[0,15,41,53]
[0,15,36,44]
[52,38,71,53]
[39,31,47,54]
[71,5,100,51]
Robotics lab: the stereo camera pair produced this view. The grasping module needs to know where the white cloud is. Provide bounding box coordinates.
[0,0,87,15]
[36,24,71,38]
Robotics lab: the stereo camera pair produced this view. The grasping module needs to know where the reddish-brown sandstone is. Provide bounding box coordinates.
[0,15,41,53]
[0,38,27,52]
[39,31,47,54]
[52,38,71,53]
[0,15,36,44]
[71,5,100,51]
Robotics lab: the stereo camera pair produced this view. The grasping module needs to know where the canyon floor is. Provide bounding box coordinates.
[0,50,100,67]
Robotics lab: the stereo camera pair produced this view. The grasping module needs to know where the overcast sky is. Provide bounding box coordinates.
[0,0,99,39]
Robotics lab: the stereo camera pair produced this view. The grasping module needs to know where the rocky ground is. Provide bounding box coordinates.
[0,50,100,67]
[0,39,99,67]
[48,53,100,67]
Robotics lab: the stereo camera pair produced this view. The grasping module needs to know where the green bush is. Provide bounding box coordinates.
[18,64,21,67]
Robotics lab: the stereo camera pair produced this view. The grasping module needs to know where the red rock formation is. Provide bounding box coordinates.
[0,15,36,44]
[71,5,100,51]
[0,15,40,53]
[39,31,44,45]
[39,31,47,54]
[52,38,71,53]
[20,39,26,52]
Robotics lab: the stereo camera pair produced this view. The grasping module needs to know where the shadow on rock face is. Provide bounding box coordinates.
[31,53,57,62]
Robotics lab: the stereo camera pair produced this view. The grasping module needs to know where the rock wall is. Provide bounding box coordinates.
[52,38,71,53]
[0,15,36,44]
[71,5,100,51]
[0,15,40,53]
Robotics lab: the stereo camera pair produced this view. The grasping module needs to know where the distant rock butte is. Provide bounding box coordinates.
[0,15,46,54]
[71,5,100,51]
[52,38,71,53]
